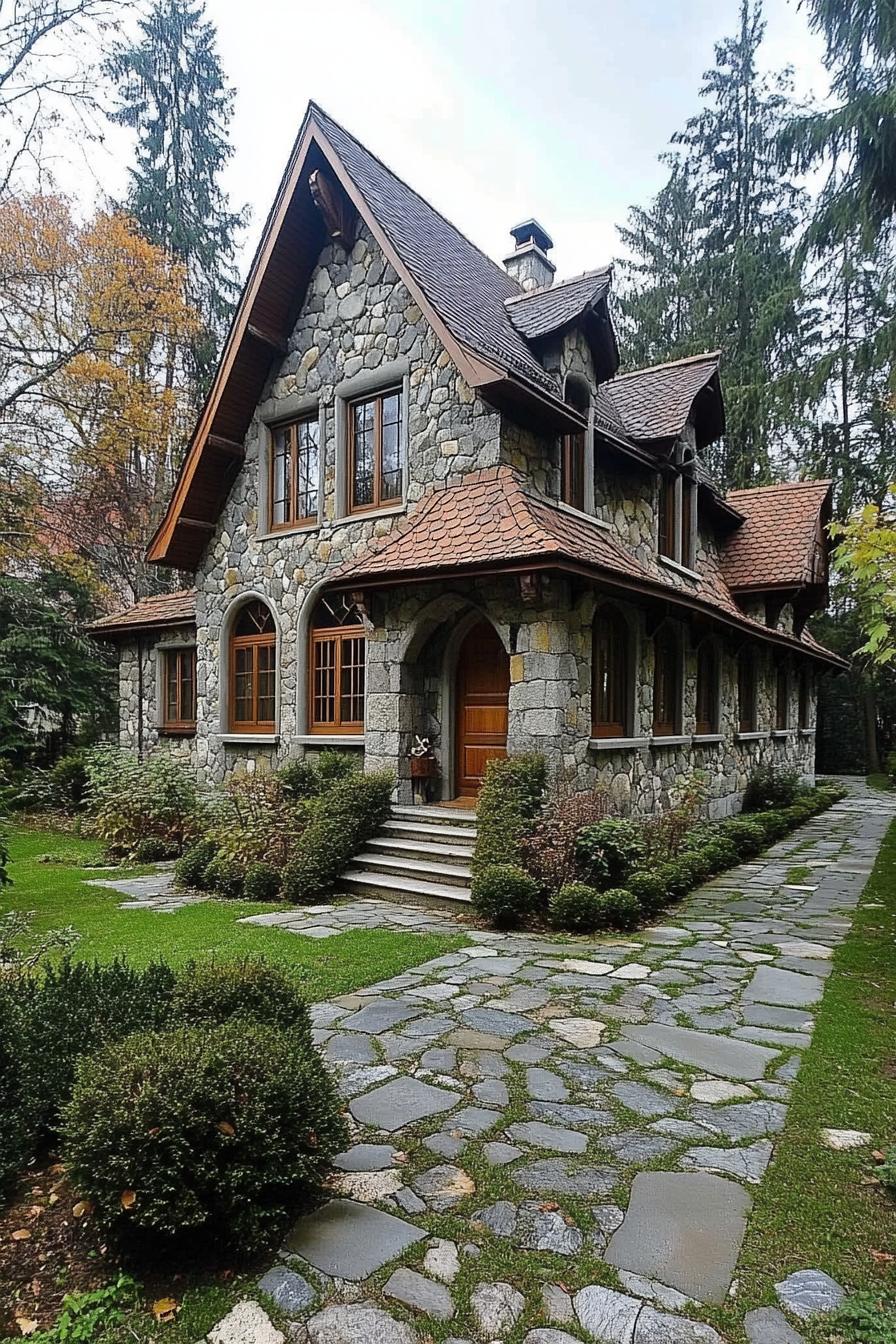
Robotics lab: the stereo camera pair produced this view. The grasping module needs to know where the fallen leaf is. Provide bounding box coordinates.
[72,1200,93,1217]
[14,1319,38,1336]
[871,1249,896,1264]
[152,1298,179,1323]
[540,1201,560,1212]
[120,1190,137,1209]
[216,1121,235,1137]
[872,1150,886,1162]
[48,1193,58,1206]
[11,1230,31,1241]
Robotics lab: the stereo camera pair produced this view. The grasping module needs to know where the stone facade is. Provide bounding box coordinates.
[114,222,820,817]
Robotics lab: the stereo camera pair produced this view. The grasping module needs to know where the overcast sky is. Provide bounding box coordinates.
[91,0,830,281]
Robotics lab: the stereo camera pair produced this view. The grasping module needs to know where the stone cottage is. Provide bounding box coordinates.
[94,101,842,835]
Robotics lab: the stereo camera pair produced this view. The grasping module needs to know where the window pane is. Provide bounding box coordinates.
[296,417,319,521]
[180,653,196,722]
[339,635,365,725]
[256,643,276,723]
[272,426,290,526]
[166,656,179,722]
[234,647,253,723]
[563,433,585,511]
[696,645,716,733]
[313,637,336,726]
[352,400,375,507]
[381,392,402,500]
[653,633,677,733]
[658,477,675,558]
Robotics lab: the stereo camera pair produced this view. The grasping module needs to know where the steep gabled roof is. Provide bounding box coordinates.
[147,103,594,570]
[328,468,843,666]
[89,589,196,638]
[602,350,724,446]
[505,268,612,341]
[721,479,833,592]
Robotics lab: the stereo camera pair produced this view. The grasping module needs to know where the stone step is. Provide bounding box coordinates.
[351,851,473,888]
[382,819,477,846]
[367,835,475,864]
[341,867,473,908]
[391,803,478,828]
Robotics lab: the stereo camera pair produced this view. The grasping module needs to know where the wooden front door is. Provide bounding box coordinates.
[455,620,509,797]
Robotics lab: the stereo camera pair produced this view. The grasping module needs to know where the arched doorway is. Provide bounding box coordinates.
[454,619,510,797]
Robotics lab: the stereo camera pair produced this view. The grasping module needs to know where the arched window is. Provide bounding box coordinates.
[309,594,366,734]
[695,641,718,735]
[738,650,757,733]
[653,625,680,736]
[592,607,629,738]
[230,600,276,732]
[775,661,789,730]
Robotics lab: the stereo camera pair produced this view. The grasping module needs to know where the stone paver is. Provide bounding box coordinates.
[176,782,894,1344]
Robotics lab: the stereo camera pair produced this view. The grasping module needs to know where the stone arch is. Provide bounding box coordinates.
[217,589,282,736]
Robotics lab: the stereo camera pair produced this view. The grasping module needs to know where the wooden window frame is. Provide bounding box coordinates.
[309,626,366,735]
[592,607,629,737]
[695,641,718,735]
[798,666,811,729]
[348,386,403,515]
[162,647,196,733]
[658,474,677,560]
[229,611,276,734]
[269,412,320,530]
[652,626,681,737]
[738,652,757,734]
[561,432,586,512]
[775,661,789,731]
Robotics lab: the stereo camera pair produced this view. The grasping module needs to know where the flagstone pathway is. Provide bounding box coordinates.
[110,781,896,1344]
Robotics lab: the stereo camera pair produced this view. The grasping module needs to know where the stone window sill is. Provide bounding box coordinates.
[588,736,649,752]
[159,726,196,738]
[650,734,690,748]
[557,500,611,532]
[658,555,700,582]
[772,729,794,738]
[692,733,724,744]
[293,734,365,747]
[331,502,408,528]
[256,520,320,542]
[219,734,280,746]
[736,731,768,742]
[798,727,816,737]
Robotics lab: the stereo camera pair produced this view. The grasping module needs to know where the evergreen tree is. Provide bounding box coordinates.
[107,0,244,392]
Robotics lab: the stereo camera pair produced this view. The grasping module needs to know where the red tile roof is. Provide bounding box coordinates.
[89,589,196,637]
[721,480,832,590]
[601,351,722,442]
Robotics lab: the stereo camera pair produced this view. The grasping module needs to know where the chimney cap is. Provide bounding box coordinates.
[509,219,553,253]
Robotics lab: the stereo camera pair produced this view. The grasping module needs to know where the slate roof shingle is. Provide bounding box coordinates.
[505,268,612,341]
[721,479,832,590]
[602,350,722,442]
[89,589,196,636]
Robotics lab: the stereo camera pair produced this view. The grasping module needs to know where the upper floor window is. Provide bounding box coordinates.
[309,595,366,734]
[798,666,812,729]
[561,433,586,511]
[695,641,718,735]
[653,625,681,736]
[349,387,403,513]
[658,475,676,560]
[162,648,196,732]
[657,452,697,568]
[271,413,319,528]
[230,600,276,733]
[775,661,789,730]
[592,606,630,737]
[738,651,757,733]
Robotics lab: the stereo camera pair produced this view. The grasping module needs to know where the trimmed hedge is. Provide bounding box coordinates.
[170,959,312,1042]
[280,769,393,902]
[63,1021,347,1255]
[471,864,541,929]
[549,882,641,932]
[471,753,547,875]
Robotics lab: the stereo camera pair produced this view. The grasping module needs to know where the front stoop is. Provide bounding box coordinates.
[341,804,477,910]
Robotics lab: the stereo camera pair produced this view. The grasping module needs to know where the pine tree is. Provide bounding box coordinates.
[107,0,244,393]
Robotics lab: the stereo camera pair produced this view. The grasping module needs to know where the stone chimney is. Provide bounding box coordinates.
[504,219,555,292]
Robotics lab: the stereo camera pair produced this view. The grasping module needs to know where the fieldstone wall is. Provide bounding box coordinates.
[117,626,197,768]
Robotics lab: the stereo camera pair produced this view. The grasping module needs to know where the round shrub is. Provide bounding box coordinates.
[134,835,179,864]
[719,816,766,859]
[471,863,541,929]
[696,836,739,874]
[172,959,311,1042]
[754,809,790,842]
[174,838,219,891]
[243,862,282,903]
[626,870,667,916]
[63,1021,348,1256]
[657,859,695,902]
[203,854,245,900]
[597,887,642,930]
[575,819,645,889]
[549,881,604,932]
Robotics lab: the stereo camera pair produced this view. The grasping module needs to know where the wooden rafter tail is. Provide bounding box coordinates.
[309,167,357,249]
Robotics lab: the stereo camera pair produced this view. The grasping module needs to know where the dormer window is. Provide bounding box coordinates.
[561,374,590,513]
[657,446,698,569]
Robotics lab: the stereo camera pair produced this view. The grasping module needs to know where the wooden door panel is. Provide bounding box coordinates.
[455,620,510,796]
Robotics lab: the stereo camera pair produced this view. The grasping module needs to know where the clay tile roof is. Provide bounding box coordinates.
[505,268,612,341]
[89,589,196,636]
[602,350,722,442]
[312,106,558,396]
[721,480,833,591]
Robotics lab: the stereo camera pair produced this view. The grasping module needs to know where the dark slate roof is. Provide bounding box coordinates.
[602,351,722,441]
[312,105,559,396]
[505,268,612,341]
[89,589,197,636]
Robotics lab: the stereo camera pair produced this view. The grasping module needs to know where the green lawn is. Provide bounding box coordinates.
[4,827,467,1003]
[866,772,894,793]
[731,817,896,1340]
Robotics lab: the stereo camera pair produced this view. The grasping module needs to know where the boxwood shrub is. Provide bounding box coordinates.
[171,959,311,1041]
[281,769,393,902]
[549,882,640,932]
[62,1021,348,1256]
[471,863,541,929]
[203,853,245,900]
[743,764,801,812]
[626,870,667,915]
[471,753,547,875]
[718,816,766,859]
[174,837,219,891]
[243,862,282,902]
[575,819,645,889]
